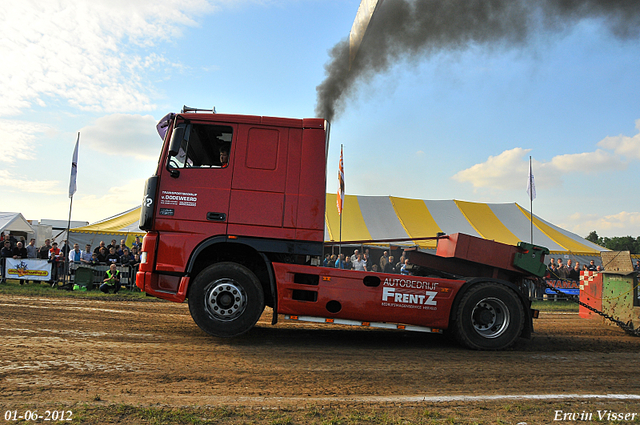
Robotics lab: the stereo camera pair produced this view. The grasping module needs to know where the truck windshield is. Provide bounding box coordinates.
[170,124,233,168]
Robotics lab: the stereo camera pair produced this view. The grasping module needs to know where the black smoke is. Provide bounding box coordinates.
[315,0,640,122]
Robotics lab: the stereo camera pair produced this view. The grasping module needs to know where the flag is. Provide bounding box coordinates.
[527,157,536,201]
[337,145,345,215]
[69,133,79,198]
[156,112,174,140]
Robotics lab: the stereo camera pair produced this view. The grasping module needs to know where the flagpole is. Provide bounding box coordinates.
[63,195,73,287]
[529,156,533,244]
[337,144,344,258]
[339,145,343,256]
[339,209,343,256]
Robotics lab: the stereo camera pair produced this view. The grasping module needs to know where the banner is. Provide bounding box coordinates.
[3,258,52,281]
[544,278,579,296]
[69,133,79,198]
[527,157,536,201]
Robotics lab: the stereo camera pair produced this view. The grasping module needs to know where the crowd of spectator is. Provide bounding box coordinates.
[322,249,412,275]
[546,257,604,281]
[81,237,143,267]
[1,232,142,287]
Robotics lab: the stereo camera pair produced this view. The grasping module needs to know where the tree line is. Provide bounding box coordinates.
[586,231,640,254]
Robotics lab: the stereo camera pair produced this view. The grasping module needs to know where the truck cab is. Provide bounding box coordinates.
[137,110,330,314]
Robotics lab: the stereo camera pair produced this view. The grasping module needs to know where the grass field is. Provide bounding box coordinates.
[7,398,637,424]
[0,278,150,301]
[531,299,579,312]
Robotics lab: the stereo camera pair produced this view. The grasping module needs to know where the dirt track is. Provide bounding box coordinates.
[1,293,639,422]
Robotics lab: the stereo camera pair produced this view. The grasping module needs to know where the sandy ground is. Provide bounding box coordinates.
[1,293,639,423]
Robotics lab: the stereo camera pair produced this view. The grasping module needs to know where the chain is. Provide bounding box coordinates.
[540,279,640,337]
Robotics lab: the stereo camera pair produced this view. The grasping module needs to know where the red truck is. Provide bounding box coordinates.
[137,108,548,350]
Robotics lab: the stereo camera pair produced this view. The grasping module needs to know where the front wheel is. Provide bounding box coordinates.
[188,262,265,337]
[452,282,525,350]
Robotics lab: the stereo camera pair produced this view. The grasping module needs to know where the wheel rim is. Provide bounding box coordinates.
[471,297,510,339]
[204,278,247,321]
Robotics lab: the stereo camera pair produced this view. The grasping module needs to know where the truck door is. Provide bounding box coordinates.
[157,121,235,237]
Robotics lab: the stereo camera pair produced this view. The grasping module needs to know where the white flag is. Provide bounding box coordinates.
[527,158,536,201]
[69,133,79,198]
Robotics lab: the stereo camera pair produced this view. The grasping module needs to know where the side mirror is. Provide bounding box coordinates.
[166,125,188,178]
[168,125,186,157]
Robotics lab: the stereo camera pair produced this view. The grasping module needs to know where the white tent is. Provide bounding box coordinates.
[0,212,35,238]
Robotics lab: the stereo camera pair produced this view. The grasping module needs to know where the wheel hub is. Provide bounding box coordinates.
[204,278,247,321]
[471,297,510,339]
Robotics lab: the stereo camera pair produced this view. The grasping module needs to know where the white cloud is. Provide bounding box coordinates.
[80,114,161,160]
[597,119,640,161]
[0,120,53,163]
[452,147,535,190]
[0,0,214,116]
[0,169,61,193]
[565,211,640,238]
[549,149,623,173]
[453,119,640,192]
[453,146,626,191]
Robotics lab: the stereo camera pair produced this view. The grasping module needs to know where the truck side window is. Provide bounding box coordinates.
[169,124,233,168]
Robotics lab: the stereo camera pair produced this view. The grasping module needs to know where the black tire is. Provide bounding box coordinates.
[188,262,264,338]
[452,282,524,350]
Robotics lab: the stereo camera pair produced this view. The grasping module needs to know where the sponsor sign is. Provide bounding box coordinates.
[545,278,580,296]
[160,190,198,207]
[3,258,52,281]
[381,277,439,311]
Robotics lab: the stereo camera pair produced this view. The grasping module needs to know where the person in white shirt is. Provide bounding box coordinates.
[352,253,367,271]
[68,243,83,263]
[350,249,359,263]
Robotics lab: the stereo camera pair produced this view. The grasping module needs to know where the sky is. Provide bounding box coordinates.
[1,0,640,239]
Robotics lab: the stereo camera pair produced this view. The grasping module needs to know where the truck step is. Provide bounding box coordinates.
[284,315,443,334]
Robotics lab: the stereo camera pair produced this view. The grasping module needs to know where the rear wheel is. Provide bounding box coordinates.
[453,282,524,350]
[188,262,264,337]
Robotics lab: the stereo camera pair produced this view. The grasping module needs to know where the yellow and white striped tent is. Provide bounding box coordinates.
[69,206,144,247]
[325,194,605,256]
[69,195,605,256]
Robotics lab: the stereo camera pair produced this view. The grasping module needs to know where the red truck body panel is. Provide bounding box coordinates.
[407,233,548,283]
[437,233,521,273]
[273,263,465,330]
